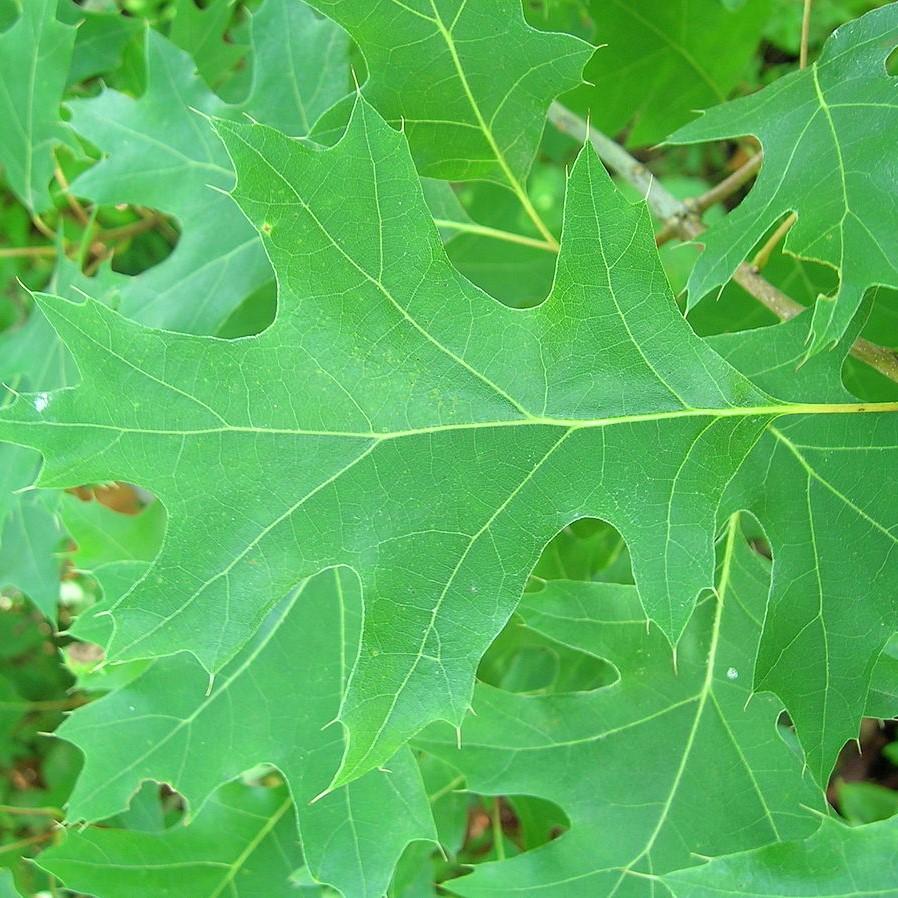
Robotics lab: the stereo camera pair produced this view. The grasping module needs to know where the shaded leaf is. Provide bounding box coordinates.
[573,0,769,147]
[663,816,898,897]
[672,3,898,355]
[38,783,309,898]
[416,522,822,895]
[67,0,349,334]
[58,569,435,898]
[0,0,75,212]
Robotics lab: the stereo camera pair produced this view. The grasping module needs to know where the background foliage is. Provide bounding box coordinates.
[1,0,897,896]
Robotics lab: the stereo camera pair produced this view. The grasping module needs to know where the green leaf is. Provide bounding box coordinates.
[867,635,898,719]
[838,781,898,825]
[662,816,898,897]
[168,0,245,90]
[67,0,349,334]
[415,520,823,895]
[727,415,898,782]
[233,0,350,135]
[418,753,468,857]
[0,291,76,616]
[309,0,592,244]
[671,3,898,356]
[0,0,75,212]
[763,0,876,56]
[59,493,165,574]
[705,314,898,782]
[436,168,564,308]
[58,0,142,86]
[37,782,309,898]
[57,568,435,898]
[66,29,266,335]
[0,486,61,618]
[0,870,22,898]
[0,674,27,767]
[1,102,895,793]
[570,0,769,147]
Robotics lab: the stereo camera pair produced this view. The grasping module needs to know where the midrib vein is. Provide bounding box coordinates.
[427,0,559,248]
[12,400,898,442]
[610,515,739,893]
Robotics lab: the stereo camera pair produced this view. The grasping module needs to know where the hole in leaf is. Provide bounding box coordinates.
[478,615,617,695]
[216,279,277,337]
[531,517,632,586]
[462,793,569,862]
[108,781,186,832]
[106,210,179,277]
[403,756,570,888]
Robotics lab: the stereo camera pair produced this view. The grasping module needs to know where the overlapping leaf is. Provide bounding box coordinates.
[569,0,769,146]
[0,281,77,616]
[309,0,591,247]
[704,314,898,781]
[309,0,591,184]
[672,3,898,355]
[0,0,75,212]
[1,3,898,895]
[663,816,898,897]
[416,523,823,895]
[58,0,141,86]
[0,253,123,616]
[2,97,896,796]
[67,0,349,334]
[55,569,435,898]
[38,783,309,898]
[168,0,246,89]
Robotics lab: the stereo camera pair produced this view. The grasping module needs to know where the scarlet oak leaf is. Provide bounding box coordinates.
[416,522,823,896]
[0,101,894,789]
[0,871,21,898]
[38,783,304,898]
[663,816,898,898]
[0,0,75,212]
[308,0,592,184]
[307,0,592,247]
[67,0,349,334]
[672,3,898,357]
[708,314,898,782]
[55,570,435,898]
[571,0,770,147]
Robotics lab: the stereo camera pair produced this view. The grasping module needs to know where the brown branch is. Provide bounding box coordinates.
[0,830,56,855]
[0,694,88,712]
[54,164,90,226]
[2,211,174,270]
[138,206,178,242]
[800,0,814,69]
[97,212,170,244]
[547,102,898,385]
[655,153,763,246]
[694,152,762,214]
[0,246,57,259]
[0,804,64,819]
